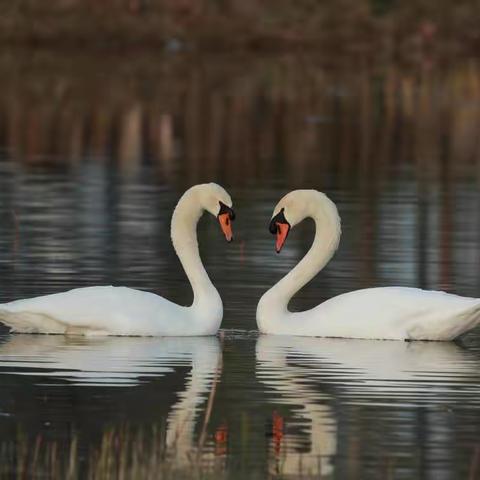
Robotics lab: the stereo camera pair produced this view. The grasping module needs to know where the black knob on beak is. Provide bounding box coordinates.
[269,208,288,234]
[219,201,235,221]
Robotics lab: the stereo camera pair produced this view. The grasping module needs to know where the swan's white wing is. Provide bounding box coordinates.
[0,286,190,335]
[291,287,480,340]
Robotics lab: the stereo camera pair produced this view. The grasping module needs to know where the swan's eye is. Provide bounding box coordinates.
[218,201,235,220]
[269,208,288,234]
[269,209,290,253]
[269,219,278,235]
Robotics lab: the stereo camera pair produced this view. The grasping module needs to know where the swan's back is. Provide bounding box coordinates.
[0,286,191,336]
[292,287,480,340]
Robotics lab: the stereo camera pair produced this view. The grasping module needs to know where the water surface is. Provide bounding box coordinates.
[0,52,480,478]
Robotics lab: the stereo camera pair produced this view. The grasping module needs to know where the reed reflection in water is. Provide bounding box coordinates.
[0,51,480,479]
[256,335,480,479]
[2,53,480,328]
[0,334,226,478]
[0,53,479,186]
[0,333,479,478]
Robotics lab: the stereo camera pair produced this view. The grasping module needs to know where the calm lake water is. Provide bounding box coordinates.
[0,51,480,478]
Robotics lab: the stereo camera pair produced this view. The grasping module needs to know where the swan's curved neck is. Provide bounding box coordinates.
[171,193,220,310]
[260,199,341,315]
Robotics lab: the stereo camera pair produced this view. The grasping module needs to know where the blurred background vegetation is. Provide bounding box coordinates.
[0,0,479,57]
[1,4,480,479]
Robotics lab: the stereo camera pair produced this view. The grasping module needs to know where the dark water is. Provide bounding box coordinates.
[0,51,480,478]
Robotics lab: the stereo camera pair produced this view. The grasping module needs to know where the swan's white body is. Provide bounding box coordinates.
[0,183,233,336]
[257,190,480,341]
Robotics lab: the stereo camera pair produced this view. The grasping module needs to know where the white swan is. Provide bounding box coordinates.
[257,190,480,340]
[0,183,235,336]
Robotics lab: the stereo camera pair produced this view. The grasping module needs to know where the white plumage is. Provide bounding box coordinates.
[0,183,234,336]
[257,190,480,340]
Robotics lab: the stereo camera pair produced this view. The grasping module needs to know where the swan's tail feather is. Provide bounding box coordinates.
[445,303,480,340]
[0,309,67,334]
[407,301,480,341]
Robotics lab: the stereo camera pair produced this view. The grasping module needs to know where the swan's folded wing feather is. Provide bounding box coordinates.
[0,286,186,335]
[301,287,480,340]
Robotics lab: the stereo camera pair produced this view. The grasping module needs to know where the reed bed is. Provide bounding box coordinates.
[0,426,229,480]
[0,52,479,187]
[0,0,479,56]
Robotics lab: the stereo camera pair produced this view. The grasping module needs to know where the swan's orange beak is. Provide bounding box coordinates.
[269,208,291,253]
[218,213,233,242]
[275,222,290,253]
[217,202,235,242]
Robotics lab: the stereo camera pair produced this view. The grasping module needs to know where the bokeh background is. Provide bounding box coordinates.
[1,2,480,478]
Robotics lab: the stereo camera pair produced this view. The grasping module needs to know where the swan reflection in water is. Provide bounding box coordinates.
[256,335,480,477]
[0,334,222,464]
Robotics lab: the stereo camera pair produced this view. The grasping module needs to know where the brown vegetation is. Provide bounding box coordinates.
[0,51,479,188]
[0,1,479,56]
[0,426,228,479]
